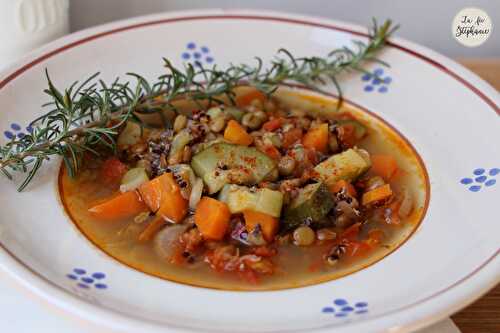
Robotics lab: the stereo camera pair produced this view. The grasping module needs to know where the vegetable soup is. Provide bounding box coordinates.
[60,88,428,290]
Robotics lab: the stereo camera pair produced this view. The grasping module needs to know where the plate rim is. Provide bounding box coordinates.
[0,8,498,333]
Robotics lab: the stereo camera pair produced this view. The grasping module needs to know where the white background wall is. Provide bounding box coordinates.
[69,0,499,58]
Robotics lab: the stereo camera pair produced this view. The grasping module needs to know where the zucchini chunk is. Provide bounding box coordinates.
[313,148,371,187]
[191,143,277,194]
[282,182,334,230]
[219,184,283,217]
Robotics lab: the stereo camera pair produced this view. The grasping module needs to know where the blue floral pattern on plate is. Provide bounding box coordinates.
[181,42,214,67]
[322,298,368,317]
[460,168,499,192]
[66,268,108,290]
[3,123,33,140]
[361,68,392,93]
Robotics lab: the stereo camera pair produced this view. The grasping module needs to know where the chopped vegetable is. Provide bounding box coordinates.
[225,107,245,121]
[361,183,393,206]
[302,123,329,153]
[219,184,283,217]
[371,154,398,181]
[235,89,266,108]
[169,129,192,160]
[366,176,386,191]
[88,190,148,220]
[154,224,190,258]
[100,157,128,185]
[224,120,254,146]
[194,197,231,240]
[282,182,334,230]
[339,222,361,241]
[282,128,303,148]
[329,179,357,197]
[120,167,149,193]
[262,118,283,131]
[313,148,371,187]
[138,215,165,242]
[189,177,204,210]
[206,107,223,119]
[191,143,277,194]
[260,144,281,160]
[243,210,279,242]
[117,121,142,146]
[398,188,413,217]
[138,173,188,223]
[338,120,366,140]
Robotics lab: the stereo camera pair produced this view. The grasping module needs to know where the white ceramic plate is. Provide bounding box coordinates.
[0,9,498,333]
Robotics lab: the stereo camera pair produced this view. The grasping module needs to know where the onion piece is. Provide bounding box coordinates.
[154,224,189,260]
[398,188,413,217]
[189,178,204,210]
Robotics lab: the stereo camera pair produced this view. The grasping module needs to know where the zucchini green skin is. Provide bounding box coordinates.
[282,182,334,230]
[219,184,283,217]
[313,148,371,187]
[191,143,277,194]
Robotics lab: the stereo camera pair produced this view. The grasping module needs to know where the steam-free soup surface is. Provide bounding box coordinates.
[60,89,427,290]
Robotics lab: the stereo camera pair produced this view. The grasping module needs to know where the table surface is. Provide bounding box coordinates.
[451,58,500,333]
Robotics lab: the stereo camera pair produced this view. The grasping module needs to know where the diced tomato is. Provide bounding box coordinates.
[100,157,128,184]
[262,144,281,160]
[340,222,362,241]
[338,124,356,147]
[262,118,283,131]
[305,148,319,165]
[282,128,303,148]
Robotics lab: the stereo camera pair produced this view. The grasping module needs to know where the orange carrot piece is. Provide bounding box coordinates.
[235,89,266,108]
[88,190,148,220]
[282,128,303,148]
[361,184,393,206]
[371,154,399,181]
[329,179,357,197]
[224,119,254,146]
[138,215,165,242]
[138,173,187,223]
[262,118,283,131]
[302,123,329,153]
[194,197,231,240]
[243,210,279,242]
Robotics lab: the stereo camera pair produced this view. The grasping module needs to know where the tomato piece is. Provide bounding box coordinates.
[338,124,356,147]
[282,128,303,148]
[340,222,362,241]
[262,118,283,131]
[100,157,128,184]
[262,144,281,160]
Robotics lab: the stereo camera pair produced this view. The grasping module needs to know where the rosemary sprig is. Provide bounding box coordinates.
[0,19,397,191]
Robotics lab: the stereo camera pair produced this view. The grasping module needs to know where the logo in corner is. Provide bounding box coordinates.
[452,7,492,47]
